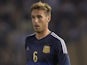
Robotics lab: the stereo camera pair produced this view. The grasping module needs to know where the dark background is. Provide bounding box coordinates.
[0,0,87,65]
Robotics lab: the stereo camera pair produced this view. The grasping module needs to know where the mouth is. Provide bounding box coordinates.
[34,25,40,28]
[34,25,39,27]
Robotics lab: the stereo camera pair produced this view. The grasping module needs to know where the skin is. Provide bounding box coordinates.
[31,9,51,39]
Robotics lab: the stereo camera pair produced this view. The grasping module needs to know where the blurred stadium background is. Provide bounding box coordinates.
[0,0,87,65]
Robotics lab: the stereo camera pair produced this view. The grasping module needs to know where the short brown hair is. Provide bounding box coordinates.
[31,1,52,15]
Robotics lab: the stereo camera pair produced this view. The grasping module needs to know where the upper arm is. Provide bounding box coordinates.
[55,40,71,65]
[25,37,28,49]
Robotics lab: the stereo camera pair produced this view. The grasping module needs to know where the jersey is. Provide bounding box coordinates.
[25,32,71,65]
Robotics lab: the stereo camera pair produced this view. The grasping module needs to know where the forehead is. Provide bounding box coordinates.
[31,9,46,16]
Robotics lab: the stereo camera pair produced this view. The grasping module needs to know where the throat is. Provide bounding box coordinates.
[35,30,51,40]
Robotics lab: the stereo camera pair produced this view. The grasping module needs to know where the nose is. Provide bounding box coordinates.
[33,18,38,23]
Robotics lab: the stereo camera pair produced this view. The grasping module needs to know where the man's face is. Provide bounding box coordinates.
[31,9,51,33]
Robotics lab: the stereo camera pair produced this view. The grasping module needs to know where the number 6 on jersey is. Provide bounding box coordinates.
[33,51,38,62]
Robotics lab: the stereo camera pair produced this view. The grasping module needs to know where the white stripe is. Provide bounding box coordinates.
[26,33,35,37]
[51,32,68,54]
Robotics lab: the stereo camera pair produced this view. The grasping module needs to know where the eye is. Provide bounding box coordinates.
[31,16,35,19]
[37,15,42,19]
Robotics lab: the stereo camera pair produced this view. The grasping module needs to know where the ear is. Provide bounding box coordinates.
[47,15,51,23]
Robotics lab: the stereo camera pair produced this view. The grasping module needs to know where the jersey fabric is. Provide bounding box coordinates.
[25,32,71,65]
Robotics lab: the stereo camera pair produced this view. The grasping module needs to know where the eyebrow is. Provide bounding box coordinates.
[31,14,42,17]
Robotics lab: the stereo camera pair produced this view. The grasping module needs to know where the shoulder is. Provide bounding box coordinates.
[25,33,35,41]
[51,32,68,54]
[51,32,64,42]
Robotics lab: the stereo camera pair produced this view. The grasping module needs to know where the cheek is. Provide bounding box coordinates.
[32,20,36,25]
[42,22,47,28]
[32,21,34,26]
[40,18,48,27]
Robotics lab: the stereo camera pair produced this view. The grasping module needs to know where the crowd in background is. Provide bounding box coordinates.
[0,0,87,65]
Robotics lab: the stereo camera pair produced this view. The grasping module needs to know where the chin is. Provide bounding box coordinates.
[35,30,43,33]
[36,31,41,33]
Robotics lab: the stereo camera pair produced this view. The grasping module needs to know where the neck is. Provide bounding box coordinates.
[35,29,51,40]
